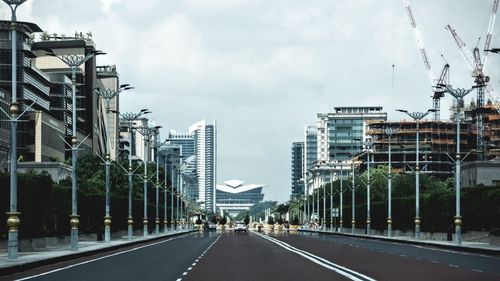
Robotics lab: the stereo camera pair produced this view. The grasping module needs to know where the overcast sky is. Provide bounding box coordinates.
[4,0,500,202]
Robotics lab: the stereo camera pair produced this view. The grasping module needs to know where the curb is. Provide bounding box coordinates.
[0,230,196,277]
[298,229,500,256]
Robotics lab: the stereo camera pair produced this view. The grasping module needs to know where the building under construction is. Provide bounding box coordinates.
[365,103,500,178]
[461,100,500,160]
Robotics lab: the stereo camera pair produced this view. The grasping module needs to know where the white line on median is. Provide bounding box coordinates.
[254,232,376,281]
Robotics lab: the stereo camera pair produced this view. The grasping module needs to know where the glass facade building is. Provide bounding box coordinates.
[324,107,387,161]
[166,120,217,212]
[290,142,304,200]
[304,125,317,178]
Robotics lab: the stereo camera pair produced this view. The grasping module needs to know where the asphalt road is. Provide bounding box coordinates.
[266,231,500,281]
[2,230,500,281]
[186,230,500,281]
[0,232,220,281]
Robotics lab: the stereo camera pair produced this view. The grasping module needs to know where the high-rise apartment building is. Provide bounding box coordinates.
[166,129,197,201]
[304,125,317,178]
[290,142,304,200]
[189,120,217,212]
[167,130,195,158]
[163,120,217,212]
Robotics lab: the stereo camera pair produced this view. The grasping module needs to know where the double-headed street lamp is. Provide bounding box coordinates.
[115,109,150,240]
[95,84,133,242]
[445,86,473,245]
[152,128,168,234]
[396,108,436,239]
[350,138,361,234]
[363,141,374,235]
[306,170,313,223]
[339,161,344,232]
[135,124,161,237]
[328,162,334,231]
[48,48,105,250]
[2,0,28,260]
[305,171,312,223]
[385,127,399,237]
[163,159,169,233]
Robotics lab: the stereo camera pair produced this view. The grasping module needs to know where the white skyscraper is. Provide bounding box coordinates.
[189,119,217,212]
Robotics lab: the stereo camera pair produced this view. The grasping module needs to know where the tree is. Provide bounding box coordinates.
[219,216,227,226]
[267,216,275,225]
[244,212,250,225]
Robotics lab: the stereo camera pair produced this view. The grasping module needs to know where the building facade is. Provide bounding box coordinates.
[96,65,120,160]
[32,35,104,159]
[163,120,217,212]
[324,106,387,161]
[0,20,58,169]
[304,125,317,178]
[216,180,265,217]
[290,142,304,200]
[189,119,217,212]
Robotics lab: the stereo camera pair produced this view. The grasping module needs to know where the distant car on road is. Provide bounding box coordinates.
[208,223,217,231]
[234,221,247,233]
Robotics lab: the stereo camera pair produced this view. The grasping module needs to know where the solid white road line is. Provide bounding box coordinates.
[254,232,376,281]
[15,233,194,281]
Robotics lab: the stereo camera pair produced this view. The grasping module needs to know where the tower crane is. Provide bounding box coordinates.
[445,0,500,114]
[445,0,500,160]
[403,0,448,121]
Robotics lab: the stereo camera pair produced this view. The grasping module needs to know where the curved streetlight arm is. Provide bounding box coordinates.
[396,109,436,121]
[2,0,28,20]
[95,85,132,111]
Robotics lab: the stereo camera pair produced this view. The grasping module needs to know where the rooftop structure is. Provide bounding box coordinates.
[216,180,265,217]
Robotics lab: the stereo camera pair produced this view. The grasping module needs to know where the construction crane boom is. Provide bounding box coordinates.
[485,87,500,115]
[433,64,450,120]
[446,24,478,72]
[403,0,436,84]
[483,0,499,68]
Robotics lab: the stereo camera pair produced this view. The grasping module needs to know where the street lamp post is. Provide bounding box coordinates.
[135,125,160,237]
[396,108,436,239]
[95,84,132,242]
[151,127,166,235]
[310,170,315,224]
[316,171,321,228]
[163,158,168,233]
[177,169,183,229]
[116,109,150,240]
[329,163,334,231]
[2,0,28,260]
[323,167,327,230]
[339,161,344,233]
[363,141,374,235]
[169,163,174,231]
[351,138,361,234]
[351,157,356,234]
[49,48,105,250]
[301,179,306,225]
[306,171,312,223]
[445,87,473,245]
[385,127,399,237]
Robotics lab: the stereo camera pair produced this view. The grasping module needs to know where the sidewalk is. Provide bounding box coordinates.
[299,228,500,256]
[0,229,195,276]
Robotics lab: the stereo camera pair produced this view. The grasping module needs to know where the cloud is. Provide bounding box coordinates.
[21,0,500,202]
